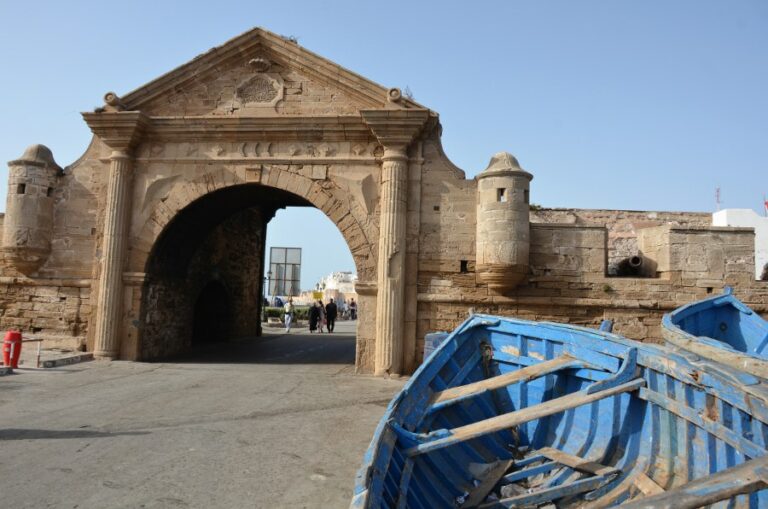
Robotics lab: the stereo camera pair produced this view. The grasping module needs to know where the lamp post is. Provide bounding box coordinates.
[263,270,272,322]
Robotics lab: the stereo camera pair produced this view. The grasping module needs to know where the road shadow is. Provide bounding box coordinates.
[0,428,149,440]
[161,330,356,365]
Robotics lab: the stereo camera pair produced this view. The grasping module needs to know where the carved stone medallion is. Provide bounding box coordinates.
[235,73,284,108]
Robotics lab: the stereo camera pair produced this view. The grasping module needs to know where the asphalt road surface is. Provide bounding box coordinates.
[0,320,404,508]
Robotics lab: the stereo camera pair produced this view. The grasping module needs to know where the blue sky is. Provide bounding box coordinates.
[1,1,766,289]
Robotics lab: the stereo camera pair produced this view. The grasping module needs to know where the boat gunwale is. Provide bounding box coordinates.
[662,288,768,380]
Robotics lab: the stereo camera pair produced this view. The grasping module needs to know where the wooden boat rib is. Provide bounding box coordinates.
[662,287,768,379]
[351,315,768,508]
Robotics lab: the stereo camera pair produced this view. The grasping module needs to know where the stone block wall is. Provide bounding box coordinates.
[531,208,711,274]
[413,215,768,365]
[0,274,91,350]
[138,208,265,359]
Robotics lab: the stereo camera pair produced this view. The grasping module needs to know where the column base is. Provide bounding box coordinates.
[93,350,118,360]
[374,368,402,378]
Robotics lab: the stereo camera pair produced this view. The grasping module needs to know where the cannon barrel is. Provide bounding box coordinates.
[616,254,644,276]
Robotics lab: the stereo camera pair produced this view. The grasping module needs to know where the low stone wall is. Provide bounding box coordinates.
[531,208,711,274]
[414,221,768,365]
[0,274,91,350]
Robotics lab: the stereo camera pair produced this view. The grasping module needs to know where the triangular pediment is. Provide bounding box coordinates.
[120,27,424,117]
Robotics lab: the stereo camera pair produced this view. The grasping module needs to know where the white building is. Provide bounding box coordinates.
[712,208,768,279]
[317,271,358,294]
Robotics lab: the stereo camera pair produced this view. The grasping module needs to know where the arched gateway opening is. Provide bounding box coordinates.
[138,181,364,362]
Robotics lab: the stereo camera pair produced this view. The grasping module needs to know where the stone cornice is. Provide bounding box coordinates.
[360,109,432,148]
[82,111,150,152]
[146,115,376,142]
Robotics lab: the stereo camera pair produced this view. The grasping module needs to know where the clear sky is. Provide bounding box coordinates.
[1,1,766,289]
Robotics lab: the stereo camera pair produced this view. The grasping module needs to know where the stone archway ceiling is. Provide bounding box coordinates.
[147,184,310,278]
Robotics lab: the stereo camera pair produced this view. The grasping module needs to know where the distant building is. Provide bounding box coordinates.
[317,271,357,294]
[314,271,358,307]
[712,209,768,280]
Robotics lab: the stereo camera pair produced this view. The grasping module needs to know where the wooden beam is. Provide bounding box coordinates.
[632,472,665,496]
[538,447,617,477]
[459,459,514,508]
[428,355,589,414]
[620,455,768,509]
[480,472,615,508]
[406,378,644,456]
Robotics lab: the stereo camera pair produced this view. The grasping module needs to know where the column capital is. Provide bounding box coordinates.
[360,109,431,151]
[82,111,150,153]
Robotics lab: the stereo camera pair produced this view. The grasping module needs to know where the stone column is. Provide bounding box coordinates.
[92,150,133,359]
[83,105,148,360]
[361,108,430,377]
[374,145,408,376]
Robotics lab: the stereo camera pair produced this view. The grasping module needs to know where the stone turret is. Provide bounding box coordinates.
[2,144,61,273]
[475,152,533,292]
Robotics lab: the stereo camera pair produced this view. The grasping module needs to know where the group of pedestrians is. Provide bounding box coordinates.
[308,299,336,333]
[283,297,356,333]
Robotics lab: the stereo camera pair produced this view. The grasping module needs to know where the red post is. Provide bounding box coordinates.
[3,331,22,368]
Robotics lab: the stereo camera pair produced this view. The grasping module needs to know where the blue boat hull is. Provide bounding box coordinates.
[352,315,768,508]
[663,287,768,379]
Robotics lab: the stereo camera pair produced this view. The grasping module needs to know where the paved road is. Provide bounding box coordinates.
[0,321,404,508]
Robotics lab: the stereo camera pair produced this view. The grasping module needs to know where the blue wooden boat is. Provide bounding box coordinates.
[663,287,768,379]
[351,315,768,508]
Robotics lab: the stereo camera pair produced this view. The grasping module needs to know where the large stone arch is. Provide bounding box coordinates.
[75,27,433,376]
[131,164,377,280]
[119,163,380,366]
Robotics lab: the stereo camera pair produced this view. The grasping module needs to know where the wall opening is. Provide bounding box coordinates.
[138,182,360,366]
[192,280,231,344]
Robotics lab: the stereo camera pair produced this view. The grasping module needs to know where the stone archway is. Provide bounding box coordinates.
[127,167,378,367]
[79,27,433,375]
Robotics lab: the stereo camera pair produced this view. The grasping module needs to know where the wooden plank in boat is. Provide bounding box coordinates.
[538,447,617,477]
[632,471,665,496]
[406,378,645,456]
[429,355,588,411]
[620,455,768,509]
[459,459,514,508]
[637,387,765,459]
[480,471,615,508]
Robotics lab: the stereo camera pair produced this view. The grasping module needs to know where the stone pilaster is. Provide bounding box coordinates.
[92,150,132,358]
[83,105,148,360]
[361,109,430,376]
[374,146,408,375]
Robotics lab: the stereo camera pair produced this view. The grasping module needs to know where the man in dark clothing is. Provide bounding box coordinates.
[325,298,338,333]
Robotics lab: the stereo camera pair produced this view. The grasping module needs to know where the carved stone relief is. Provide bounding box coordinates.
[137,141,378,161]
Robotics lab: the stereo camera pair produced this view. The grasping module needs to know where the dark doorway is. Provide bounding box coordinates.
[192,281,231,344]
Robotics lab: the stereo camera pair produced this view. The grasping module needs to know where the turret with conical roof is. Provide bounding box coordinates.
[2,144,62,273]
[475,152,533,292]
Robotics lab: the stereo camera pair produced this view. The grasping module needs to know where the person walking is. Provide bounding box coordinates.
[325,298,338,333]
[283,297,294,333]
[349,298,357,320]
[317,300,326,333]
[309,301,320,333]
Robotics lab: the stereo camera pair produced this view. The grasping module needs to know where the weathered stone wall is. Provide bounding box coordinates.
[139,208,265,359]
[530,208,711,274]
[413,199,768,364]
[0,274,91,350]
[0,141,107,353]
[31,139,108,280]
